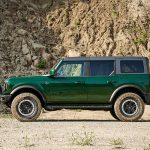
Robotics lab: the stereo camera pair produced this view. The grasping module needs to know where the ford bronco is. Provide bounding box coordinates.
[0,56,150,122]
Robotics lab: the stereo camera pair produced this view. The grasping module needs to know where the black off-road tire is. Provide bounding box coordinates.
[11,93,42,122]
[110,109,119,120]
[114,92,145,122]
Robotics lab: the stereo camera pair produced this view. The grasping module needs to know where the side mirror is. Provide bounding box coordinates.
[49,69,55,76]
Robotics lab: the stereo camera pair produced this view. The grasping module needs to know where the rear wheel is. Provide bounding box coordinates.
[114,92,145,122]
[11,93,42,122]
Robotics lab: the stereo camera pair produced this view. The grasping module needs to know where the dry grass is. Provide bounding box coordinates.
[144,144,150,150]
[71,127,95,146]
[109,138,125,149]
[23,135,35,148]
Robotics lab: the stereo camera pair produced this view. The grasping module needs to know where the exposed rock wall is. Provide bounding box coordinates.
[0,0,150,79]
[47,0,150,57]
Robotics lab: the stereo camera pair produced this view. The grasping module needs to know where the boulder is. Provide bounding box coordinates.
[25,54,32,64]
[22,44,30,55]
[17,29,28,35]
[32,43,46,50]
[66,50,81,57]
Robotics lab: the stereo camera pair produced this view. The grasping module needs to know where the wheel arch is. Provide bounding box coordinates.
[10,85,46,107]
[110,85,146,104]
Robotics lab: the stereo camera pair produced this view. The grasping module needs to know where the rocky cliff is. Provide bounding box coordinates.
[0,0,150,80]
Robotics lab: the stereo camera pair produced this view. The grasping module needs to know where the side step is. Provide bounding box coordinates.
[44,104,112,111]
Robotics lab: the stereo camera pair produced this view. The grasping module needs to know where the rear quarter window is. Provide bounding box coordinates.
[120,60,144,73]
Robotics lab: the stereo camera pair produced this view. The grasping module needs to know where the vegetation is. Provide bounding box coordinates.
[71,128,95,146]
[0,114,12,119]
[24,135,35,148]
[109,138,125,149]
[74,20,81,28]
[134,32,149,45]
[74,109,82,112]
[130,27,149,45]
[144,144,150,150]
[37,58,47,69]
[111,10,118,18]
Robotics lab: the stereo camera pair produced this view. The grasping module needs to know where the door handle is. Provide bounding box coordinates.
[74,81,84,84]
[107,80,117,84]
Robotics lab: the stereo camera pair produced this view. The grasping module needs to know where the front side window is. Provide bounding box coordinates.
[56,61,84,77]
[120,60,144,73]
[90,61,114,76]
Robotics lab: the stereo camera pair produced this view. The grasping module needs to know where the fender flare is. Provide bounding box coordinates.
[109,84,145,102]
[10,85,46,102]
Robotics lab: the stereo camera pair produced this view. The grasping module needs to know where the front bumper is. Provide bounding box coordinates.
[0,84,11,104]
[0,95,11,104]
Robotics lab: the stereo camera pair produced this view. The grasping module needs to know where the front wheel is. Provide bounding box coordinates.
[114,92,145,122]
[11,93,42,122]
[110,109,119,120]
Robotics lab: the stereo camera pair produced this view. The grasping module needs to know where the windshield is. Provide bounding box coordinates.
[51,59,62,70]
[56,61,84,77]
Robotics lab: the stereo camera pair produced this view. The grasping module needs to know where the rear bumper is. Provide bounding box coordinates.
[0,95,11,104]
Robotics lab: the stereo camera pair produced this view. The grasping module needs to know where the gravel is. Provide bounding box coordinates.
[0,106,150,150]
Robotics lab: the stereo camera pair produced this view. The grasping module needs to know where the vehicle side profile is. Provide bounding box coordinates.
[0,56,150,122]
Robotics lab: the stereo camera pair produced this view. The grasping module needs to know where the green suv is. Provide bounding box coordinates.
[1,56,150,122]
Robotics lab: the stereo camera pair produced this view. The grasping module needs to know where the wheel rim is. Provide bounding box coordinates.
[18,99,36,117]
[122,99,138,116]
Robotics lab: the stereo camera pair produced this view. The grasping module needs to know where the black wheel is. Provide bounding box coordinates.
[114,92,145,121]
[110,109,119,120]
[11,93,42,122]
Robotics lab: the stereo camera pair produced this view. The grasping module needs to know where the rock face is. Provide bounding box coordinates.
[0,0,150,78]
[0,0,150,113]
[47,0,150,57]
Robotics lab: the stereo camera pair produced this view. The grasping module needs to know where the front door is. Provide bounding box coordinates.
[47,61,87,104]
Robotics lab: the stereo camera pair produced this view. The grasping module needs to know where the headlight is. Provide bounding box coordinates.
[4,82,8,91]
[1,82,8,93]
[0,78,9,93]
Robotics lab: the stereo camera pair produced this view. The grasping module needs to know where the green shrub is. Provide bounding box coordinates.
[37,58,47,69]
[74,20,80,27]
[134,32,149,45]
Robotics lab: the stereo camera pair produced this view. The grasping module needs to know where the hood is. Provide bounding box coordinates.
[5,75,50,88]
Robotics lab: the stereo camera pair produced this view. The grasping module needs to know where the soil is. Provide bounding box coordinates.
[0,106,150,150]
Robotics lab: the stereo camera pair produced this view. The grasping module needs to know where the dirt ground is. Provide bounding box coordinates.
[0,106,150,150]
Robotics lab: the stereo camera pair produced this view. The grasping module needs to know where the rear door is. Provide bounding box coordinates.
[87,59,118,103]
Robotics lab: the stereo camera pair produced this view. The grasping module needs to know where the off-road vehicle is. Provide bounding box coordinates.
[1,56,150,122]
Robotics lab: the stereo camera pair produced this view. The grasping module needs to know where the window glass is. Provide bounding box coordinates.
[90,61,114,76]
[120,60,144,73]
[56,61,84,77]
